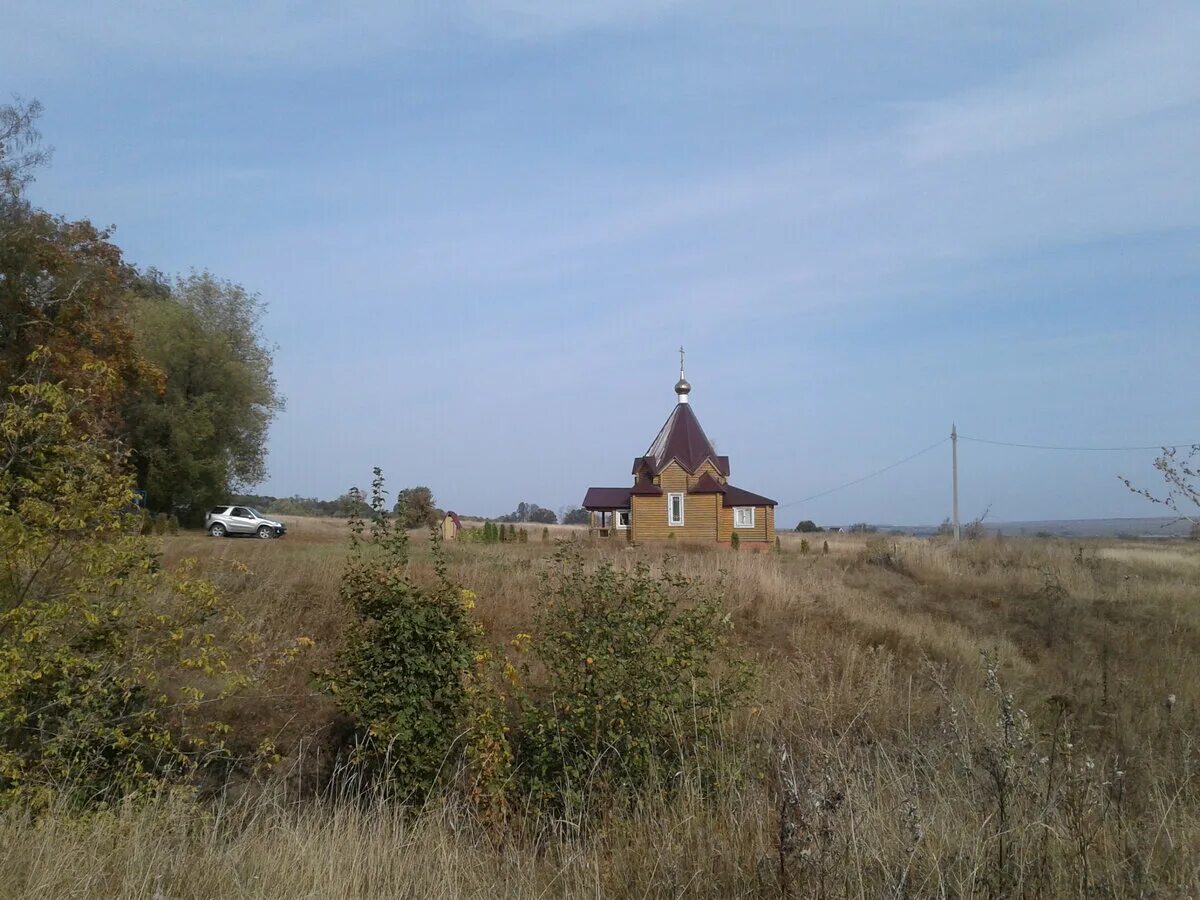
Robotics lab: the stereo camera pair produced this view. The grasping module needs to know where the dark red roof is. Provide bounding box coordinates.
[721,484,777,507]
[637,403,730,476]
[582,487,632,510]
[446,511,463,529]
[630,480,663,496]
[690,472,725,494]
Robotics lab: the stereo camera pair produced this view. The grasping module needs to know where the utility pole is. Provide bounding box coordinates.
[951,422,960,542]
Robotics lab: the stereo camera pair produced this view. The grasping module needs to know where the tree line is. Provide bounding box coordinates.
[1,99,282,525]
[232,488,600,529]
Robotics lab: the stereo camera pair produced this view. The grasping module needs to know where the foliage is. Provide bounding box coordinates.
[1122,444,1200,527]
[2,102,281,524]
[230,492,369,518]
[122,272,283,524]
[0,98,52,202]
[321,470,477,800]
[730,531,740,551]
[562,507,591,527]
[393,486,441,530]
[498,501,557,524]
[0,175,155,424]
[0,365,276,809]
[542,526,549,543]
[794,520,822,533]
[518,546,749,807]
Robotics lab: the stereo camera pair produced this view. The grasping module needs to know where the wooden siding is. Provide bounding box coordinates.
[634,463,720,542]
[628,462,775,544]
[718,502,773,543]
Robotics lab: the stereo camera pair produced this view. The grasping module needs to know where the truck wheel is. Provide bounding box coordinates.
[209,523,226,537]
[257,525,274,539]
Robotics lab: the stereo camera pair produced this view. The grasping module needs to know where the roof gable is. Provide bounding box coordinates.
[641,402,726,475]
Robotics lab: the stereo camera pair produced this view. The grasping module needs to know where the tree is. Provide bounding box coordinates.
[0,98,52,203]
[794,520,821,533]
[0,361,286,807]
[1122,445,1200,528]
[0,187,155,426]
[120,273,283,522]
[394,487,439,529]
[562,507,591,527]
[498,501,558,524]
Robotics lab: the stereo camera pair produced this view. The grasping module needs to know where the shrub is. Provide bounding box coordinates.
[730,532,740,551]
[799,538,809,554]
[518,546,750,807]
[542,526,550,543]
[0,372,281,809]
[321,469,477,801]
[517,527,528,544]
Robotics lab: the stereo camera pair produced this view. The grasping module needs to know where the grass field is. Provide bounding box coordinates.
[3,517,1198,897]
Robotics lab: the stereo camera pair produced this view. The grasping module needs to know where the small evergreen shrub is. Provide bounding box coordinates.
[730,532,740,551]
[517,527,528,544]
[542,526,550,543]
[800,538,809,554]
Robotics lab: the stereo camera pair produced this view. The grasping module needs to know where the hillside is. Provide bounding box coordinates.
[4,519,1197,897]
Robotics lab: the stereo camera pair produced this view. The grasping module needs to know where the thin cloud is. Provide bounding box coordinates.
[904,6,1200,161]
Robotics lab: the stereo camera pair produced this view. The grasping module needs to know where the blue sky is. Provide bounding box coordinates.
[4,1,1198,525]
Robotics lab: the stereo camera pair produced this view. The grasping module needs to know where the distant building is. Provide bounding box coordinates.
[582,354,777,547]
[440,511,462,541]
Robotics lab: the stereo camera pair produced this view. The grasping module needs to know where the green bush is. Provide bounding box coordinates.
[518,546,749,807]
[517,527,528,544]
[0,374,279,810]
[321,469,477,801]
[542,526,550,543]
[799,538,809,554]
[730,531,739,551]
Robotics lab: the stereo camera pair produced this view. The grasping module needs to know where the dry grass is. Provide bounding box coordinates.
[5,523,1199,897]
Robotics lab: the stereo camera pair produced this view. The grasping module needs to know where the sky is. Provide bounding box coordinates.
[4,1,1198,526]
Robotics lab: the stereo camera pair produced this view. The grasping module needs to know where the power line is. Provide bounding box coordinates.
[958,436,1199,452]
[778,437,949,508]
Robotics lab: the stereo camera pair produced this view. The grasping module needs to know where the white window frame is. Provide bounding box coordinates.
[668,492,685,526]
[615,509,631,529]
[733,506,755,529]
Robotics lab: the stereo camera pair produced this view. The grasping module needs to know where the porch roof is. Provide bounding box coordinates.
[582,487,632,510]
